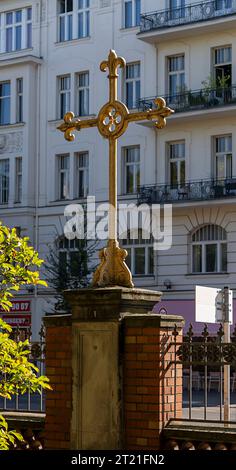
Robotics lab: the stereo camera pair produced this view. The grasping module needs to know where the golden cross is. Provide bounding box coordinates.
[58,50,173,288]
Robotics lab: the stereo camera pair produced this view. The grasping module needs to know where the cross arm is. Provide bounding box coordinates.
[57,112,98,142]
[126,98,174,129]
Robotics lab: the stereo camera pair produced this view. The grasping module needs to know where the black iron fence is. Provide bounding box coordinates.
[140,0,236,33]
[139,85,236,114]
[0,326,45,413]
[137,177,236,204]
[172,323,236,422]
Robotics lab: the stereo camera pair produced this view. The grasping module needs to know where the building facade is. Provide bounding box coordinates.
[0,0,236,337]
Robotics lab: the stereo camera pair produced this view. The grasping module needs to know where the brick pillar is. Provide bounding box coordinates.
[44,314,72,449]
[43,288,184,450]
[123,314,184,450]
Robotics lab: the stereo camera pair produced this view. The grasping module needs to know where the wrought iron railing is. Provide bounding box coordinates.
[139,85,236,114]
[137,177,236,204]
[0,325,45,413]
[171,323,236,421]
[140,1,236,33]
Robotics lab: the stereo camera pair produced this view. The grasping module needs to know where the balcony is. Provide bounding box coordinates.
[138,177,236,205]
[139,85,236,122]
[138,1,236,42]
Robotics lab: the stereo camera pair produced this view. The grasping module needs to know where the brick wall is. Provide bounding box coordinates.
[44,315,72,450]
[43,308,184,451]
[123,315,183,450]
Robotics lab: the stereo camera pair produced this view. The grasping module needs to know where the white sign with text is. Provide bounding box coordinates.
[195,286,233,324]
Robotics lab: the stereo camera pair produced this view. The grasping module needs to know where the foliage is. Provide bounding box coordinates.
[44,236,97,312]
[0,224,47,311]
[0,416,23,451]
[0,223,50,450]
[201,74,231,93]
[0,318,50,399]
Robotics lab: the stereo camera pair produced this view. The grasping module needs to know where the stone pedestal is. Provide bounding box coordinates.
[44,287,184,450]
[65,287,162,450]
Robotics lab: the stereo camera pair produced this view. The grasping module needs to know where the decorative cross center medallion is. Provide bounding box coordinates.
[58,50,174,288]
[99,103,127,137]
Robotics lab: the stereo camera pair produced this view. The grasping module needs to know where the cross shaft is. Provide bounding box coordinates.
[58,50,173,288]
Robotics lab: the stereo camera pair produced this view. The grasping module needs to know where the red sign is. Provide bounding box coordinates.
[2,314,31,327]
[0,300,31,313]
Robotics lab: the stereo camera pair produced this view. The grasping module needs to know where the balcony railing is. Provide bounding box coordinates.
[140,1,236,33]
[138,177,236,204]
[139,85,236,114]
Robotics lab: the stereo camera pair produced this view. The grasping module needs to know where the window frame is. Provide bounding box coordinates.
[169,0,186,20]
[76,151,89,198]
[191,225,227,274]
[58,236,88,278]
[76,71,89,116]
[16,77,23,123]
[167,140,185,187]
[167,54,185,99]
[215,1,232,12]
[0,81,11,125]
[57,154,70,200]
[58,74,71,119]
[123,145,140,194]
[213,134,232,180]
[15,157,22,203]
[122,229,154,277]
[58,0,73,42]
[57,0,90,42]
[123,0,141,29]
[0,158,10,204]
[125,62,141,110]
[0,7,32,53]
[78,0,90,39]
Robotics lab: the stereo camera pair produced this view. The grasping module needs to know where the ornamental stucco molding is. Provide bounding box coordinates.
[0,131,23,154]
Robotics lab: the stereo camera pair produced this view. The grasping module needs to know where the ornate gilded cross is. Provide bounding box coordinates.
[58,50,173,288]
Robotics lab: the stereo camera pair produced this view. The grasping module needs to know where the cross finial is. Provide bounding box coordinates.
[58,50,174,288]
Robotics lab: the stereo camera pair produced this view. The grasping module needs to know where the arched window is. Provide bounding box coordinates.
[191,224,227,273]
[121,229,154,276]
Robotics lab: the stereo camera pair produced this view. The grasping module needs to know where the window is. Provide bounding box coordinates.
[168,55,185,99]
[15,157,22,203]
[78,0,90,38]
[124,0,141,28]
[26,7,32,48]
[125,62,140,109]
[57,0,90,42]
[215,0,232,11]
[76,72,89,116]
[58,0,73,42]
[58,75,71,119]
[0,82,10,125]
[168,141,185,187]
[0,159,9,204]
[124,146,140,194]
[213,46,232,91]
[122,229,153,276]
[58,154,70,200]
[214,135,232,179]
[58,236,88,278]
[169,0,185,19]
[191,225,227,273]
[76,151,89,198]
[2,7,32,53]
[16,78,23,122]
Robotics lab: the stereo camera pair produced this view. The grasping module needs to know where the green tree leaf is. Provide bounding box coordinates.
[0,223,50,450]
